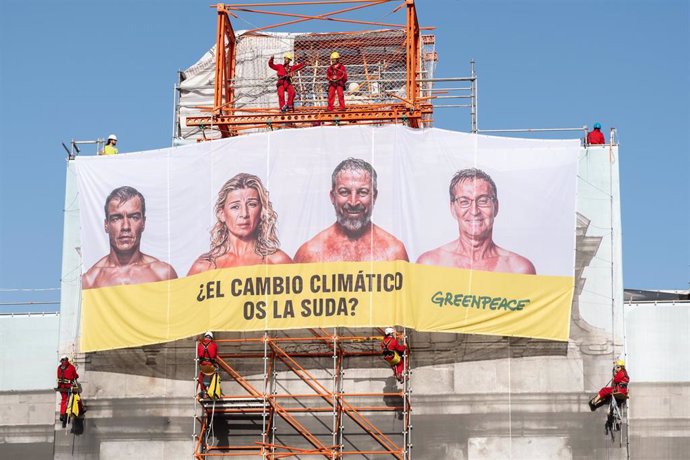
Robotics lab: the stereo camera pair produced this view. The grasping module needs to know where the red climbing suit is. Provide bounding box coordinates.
[197,338,218,392]
[598,368,630,400]
[56,361,78,416]
[587,129,605,145]
[268,57,307,110]
[381,334,406,381]
[326,63,348,111]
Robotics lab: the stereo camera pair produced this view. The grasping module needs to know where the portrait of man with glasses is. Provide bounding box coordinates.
[416,168,536,275]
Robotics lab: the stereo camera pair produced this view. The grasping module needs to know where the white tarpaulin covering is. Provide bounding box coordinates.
[73,126,578,351]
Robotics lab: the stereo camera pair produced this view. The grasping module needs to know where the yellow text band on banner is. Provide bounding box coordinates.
[81,261,573,352]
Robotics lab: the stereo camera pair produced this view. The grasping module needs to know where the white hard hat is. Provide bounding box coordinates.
[107,134,118,141]
[60,354,69,361]
[348,82,360,93]
[204,331,214,339]
[384,327,395,336]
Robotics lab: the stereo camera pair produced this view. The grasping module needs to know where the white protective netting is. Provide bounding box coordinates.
[175,29,436,142]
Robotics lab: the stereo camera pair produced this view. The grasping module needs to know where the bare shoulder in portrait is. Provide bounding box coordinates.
[83,186,178,289]
[294,158,408,263]
[416,169,535,275]
[187,173,291,275]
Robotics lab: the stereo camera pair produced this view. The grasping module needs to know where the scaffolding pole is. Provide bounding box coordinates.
[194,330,411,458]
[185,0,430,137]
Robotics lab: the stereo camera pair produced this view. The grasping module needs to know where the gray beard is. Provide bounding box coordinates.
[336,208,372,236]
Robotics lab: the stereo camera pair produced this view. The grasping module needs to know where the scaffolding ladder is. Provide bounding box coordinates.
[193,327,412,458]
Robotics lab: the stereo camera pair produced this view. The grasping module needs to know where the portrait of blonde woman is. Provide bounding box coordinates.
[188,173,292,275]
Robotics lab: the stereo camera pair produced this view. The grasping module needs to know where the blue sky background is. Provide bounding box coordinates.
[1,0,688,312]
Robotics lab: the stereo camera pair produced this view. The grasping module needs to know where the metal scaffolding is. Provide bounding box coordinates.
[184,0,434,137]
[174,0,479,142]
[193,328,412,458]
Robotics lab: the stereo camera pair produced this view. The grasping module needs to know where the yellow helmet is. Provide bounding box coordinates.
[615,359,625,367]
[283,52,293,61]
[330,51,340,60]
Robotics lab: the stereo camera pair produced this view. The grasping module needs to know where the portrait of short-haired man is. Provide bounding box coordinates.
[82,186,178,289]
[416,168,536,275]
[294,158,408,263]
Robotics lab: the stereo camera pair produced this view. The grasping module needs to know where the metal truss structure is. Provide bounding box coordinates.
[193,328,411,458]
[185,0,434,137]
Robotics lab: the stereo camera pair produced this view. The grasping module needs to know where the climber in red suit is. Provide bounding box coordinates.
[268,52,307,112]
[326,51,348,111]
[56,355,78,425]
[197,331,218,396]
[589,359,630,411]
[587,122,606,144]
[381,327,407,383]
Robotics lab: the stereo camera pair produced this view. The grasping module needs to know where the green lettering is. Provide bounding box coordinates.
[462,295,471,308]
[490,297,501,310]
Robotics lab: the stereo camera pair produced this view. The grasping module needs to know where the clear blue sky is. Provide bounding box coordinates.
[1,0,688,312]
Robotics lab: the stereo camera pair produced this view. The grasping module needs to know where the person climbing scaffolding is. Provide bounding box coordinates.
[381,327,407,384]
[197,331,222,399]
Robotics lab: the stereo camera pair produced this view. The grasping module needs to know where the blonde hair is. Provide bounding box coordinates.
[202,173,280,263]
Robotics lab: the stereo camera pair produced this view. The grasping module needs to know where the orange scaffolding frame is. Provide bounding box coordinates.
[185,0,433,137]
[193,328,411,458]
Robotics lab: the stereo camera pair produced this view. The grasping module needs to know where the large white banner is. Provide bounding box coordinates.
[75,126,578,351]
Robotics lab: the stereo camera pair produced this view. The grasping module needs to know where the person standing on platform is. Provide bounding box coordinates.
[381,327,407,384]
[587,122,606,145]
[326,51,347,111]
[55,355,78,427]
[197,331,218,398]
[99,134,119,155]
[269,52,307,112]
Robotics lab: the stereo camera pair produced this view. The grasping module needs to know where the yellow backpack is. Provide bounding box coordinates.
[66,393,81,418]
[207,372,222,399]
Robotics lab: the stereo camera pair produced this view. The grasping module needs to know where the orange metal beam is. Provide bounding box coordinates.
[405,0,421,128]
[186,106,432,128]
[197,332,409,458]
[201,406,404,414]
[261,342,274,452]
[269,339,404,459]
[213,6,225,113]
[207,445,263,450]
[271,341,332,397]
[194,414,209,458]
[242,0,392,34]
[214,391,403,400]
[203,0,432,137]
[271,404,333,458]
[216,357,262,397]
[198,454,262,458]
[230,5,408,30]
[214,334,381,343]
[214,356,333,458]
[220,0,395,8]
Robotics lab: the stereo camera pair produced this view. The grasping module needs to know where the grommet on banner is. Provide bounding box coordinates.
[266,119,273,130]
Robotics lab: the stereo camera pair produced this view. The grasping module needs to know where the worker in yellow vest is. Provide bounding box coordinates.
[99,134,118,156]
